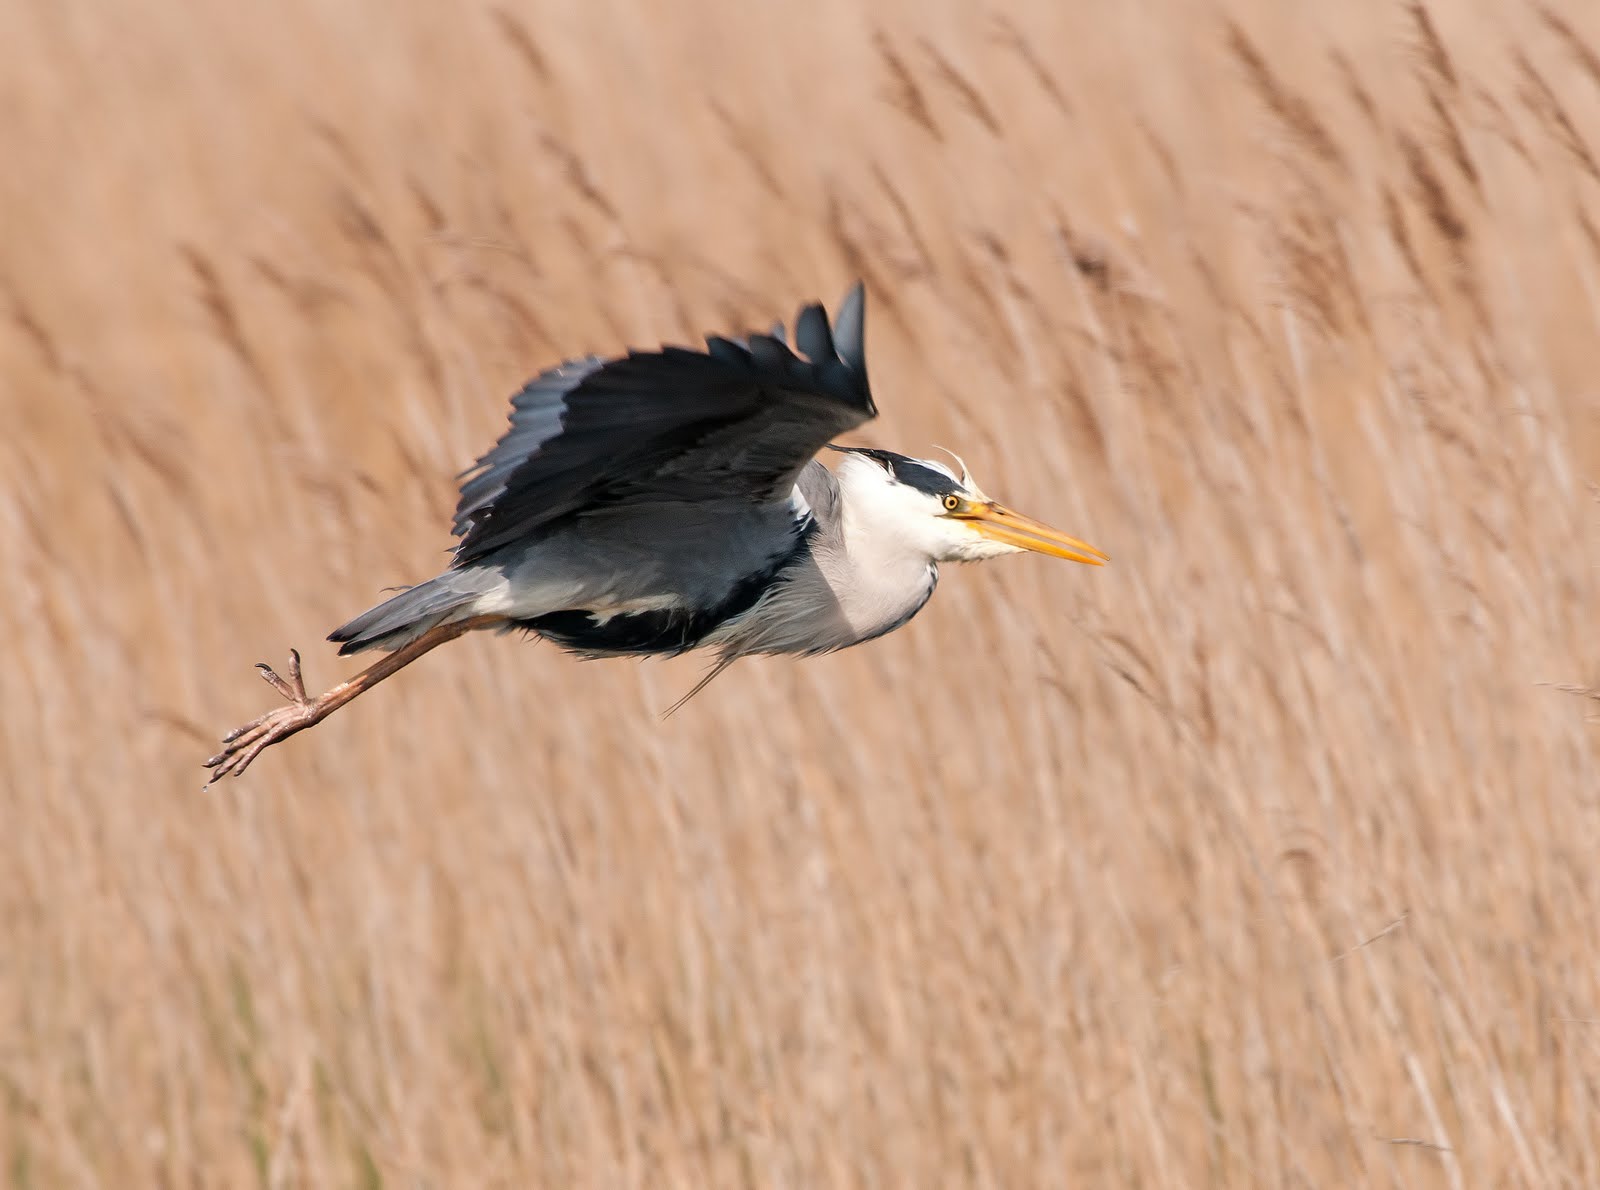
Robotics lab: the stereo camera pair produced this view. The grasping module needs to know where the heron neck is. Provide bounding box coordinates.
[827,503,940,642]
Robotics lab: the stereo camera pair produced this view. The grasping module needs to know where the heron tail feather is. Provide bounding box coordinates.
[328,569,501,656]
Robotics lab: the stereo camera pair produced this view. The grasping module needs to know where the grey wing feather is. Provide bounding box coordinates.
[796,458,842,527]
[451,282,873,565]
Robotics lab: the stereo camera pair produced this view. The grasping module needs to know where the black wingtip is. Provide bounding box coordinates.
[832,281,866,374]
[793,301,835,365]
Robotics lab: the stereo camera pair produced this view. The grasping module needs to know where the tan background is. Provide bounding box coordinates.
[3,0,1598,1185]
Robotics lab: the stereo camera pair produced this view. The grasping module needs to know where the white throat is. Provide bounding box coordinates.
[823,455,945,639]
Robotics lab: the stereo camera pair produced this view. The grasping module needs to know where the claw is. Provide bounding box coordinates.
[203,617,481,789]
[256,651,308,705]
[205,649,321,789]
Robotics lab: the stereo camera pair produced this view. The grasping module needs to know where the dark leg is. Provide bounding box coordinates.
[202,615,505,787]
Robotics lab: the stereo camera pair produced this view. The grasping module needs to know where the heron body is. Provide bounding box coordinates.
[206,283,1104,783]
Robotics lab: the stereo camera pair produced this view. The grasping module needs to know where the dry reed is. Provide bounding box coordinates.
[2,0,1597,1186]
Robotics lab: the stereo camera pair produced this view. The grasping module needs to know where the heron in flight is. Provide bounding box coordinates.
[205,283,1104,783]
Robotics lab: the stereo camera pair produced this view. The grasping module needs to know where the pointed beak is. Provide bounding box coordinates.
[960,502,1108,565]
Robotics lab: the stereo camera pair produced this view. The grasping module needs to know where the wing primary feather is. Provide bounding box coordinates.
[746,334,793,372]
[794,302,835,363]
[704,336,751,367]
[448,285,875,564]
[831,281,866,374]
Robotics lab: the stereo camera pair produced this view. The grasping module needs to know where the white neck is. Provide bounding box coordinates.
[819,456,944,640]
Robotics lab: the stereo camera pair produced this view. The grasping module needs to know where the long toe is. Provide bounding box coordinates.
[203,701,317,787]
[220,708,278,744]
[256,651,309,705]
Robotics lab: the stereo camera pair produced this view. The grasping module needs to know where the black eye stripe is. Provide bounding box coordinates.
[891,460,960,497]
[831,446,964,497]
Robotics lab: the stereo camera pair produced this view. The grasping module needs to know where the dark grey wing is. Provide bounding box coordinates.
[451,283,873,565]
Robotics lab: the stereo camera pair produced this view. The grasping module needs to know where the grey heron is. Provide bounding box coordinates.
[204,283,1105,784]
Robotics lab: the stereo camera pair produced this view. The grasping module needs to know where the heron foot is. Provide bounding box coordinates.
[203,649,323,786]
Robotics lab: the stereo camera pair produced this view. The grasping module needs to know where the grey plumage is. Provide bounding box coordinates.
[330,283,876,658]
[206,281,1104,787]
[322,568,501,655]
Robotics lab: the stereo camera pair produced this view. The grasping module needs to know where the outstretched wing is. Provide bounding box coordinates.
[450,283,874,565]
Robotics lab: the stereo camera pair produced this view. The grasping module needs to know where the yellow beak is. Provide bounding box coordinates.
[958,502,1108,565]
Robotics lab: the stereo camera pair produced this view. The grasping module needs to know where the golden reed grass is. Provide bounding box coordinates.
[2,0,1597,1184]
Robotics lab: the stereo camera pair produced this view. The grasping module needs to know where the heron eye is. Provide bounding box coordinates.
[942,494,962,512]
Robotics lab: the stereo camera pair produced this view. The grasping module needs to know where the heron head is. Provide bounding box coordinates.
[830,447,1107,566]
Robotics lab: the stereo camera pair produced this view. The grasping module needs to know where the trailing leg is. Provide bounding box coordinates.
[203,615,505,786]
